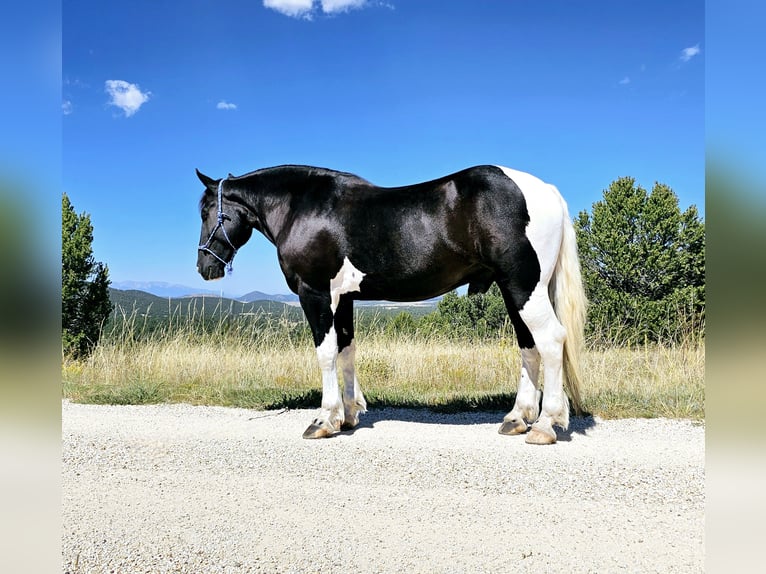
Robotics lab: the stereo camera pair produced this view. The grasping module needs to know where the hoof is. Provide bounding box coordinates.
[302,420,338,439]
[498,418,528,436]
[340,420,357,431]
[525,425,557,445]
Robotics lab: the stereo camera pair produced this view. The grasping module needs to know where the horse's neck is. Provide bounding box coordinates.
[246,167,319,243]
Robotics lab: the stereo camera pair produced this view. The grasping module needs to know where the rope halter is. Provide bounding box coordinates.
[198,178,238,274]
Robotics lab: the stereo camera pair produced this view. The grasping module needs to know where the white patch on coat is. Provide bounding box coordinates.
[495,166,565,285]
[316,325,338,371]
[330,256,366,313]
[443,180,459,209]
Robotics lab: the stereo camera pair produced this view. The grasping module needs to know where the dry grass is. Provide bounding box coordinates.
[62,318,704,419]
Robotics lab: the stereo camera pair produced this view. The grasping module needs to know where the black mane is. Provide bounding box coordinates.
[236,164,372,187]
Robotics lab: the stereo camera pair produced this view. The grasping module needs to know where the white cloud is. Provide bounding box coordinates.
[264,0,373,18]
[321,0,366,13]
[618,76,631,86]
[680,44,701,62]
[216,101,238,110]
[105,80,150,117]
[263,0,314,18]
[62,100,73,115]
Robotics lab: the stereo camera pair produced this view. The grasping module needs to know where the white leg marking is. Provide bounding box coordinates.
[501,347,541,434]
[519,285,569,431]
[338,340,367,428]
[513,348,541,419]
[330,256,365,313]
[314,326,344,432]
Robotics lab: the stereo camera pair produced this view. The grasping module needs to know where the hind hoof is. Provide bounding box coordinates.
[525,425,557,445]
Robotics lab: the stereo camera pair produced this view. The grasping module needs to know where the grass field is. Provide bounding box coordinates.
[62,311,704,420]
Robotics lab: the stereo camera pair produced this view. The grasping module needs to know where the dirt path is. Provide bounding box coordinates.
[62,401,704,573]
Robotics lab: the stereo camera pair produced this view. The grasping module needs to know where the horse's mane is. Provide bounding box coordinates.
[199,165,373,213]
[239,165,373,186]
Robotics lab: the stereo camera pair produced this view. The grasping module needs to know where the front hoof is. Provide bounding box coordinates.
[498,418,528,435]
[302,419,338,439]
[525,424,557,445]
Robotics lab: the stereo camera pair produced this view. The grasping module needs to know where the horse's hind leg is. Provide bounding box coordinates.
[334,297,367,429]
[498,303,541,435]
[499,347,541,435]
[498,282,568,444]
[518,285,570,445]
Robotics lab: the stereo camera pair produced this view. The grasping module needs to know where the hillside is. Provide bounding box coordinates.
[240,290,299,303]
[108,288,438,322]
[108,288,301,321]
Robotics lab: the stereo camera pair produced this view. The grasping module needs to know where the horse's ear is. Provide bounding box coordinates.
[196,169,219,192]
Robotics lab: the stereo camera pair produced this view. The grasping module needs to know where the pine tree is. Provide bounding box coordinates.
[62,193,112,358]
[575,177,705,343]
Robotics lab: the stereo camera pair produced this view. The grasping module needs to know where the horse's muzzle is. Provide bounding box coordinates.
[197,258,225,281]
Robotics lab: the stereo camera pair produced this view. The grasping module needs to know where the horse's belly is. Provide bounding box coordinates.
[354,265,484,303]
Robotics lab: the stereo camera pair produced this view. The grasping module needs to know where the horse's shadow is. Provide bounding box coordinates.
[265,389,598,440]
[344,398,598,441]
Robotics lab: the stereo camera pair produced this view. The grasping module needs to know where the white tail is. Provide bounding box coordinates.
[549,195,587,415]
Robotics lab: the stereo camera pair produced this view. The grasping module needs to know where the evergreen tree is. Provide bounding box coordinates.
[62,193,112,358]
[575,177,705,343]
[426,284,509,340]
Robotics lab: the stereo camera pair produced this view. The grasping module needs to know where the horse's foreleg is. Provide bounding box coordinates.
[334,296,366,430]
[338,340,367,429]
[299,290,344,439]
[302,325,345,439]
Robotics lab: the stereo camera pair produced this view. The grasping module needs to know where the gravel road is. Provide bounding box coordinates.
[62,401,704,573]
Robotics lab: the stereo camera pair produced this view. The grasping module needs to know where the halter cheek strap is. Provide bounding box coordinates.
[198,178,238,274]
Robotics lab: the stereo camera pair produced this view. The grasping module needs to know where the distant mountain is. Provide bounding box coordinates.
[111,281,299,302]
[240,290,299,303]
[108,288,442,324]
[108,288,303,321]
[111,281,230,299]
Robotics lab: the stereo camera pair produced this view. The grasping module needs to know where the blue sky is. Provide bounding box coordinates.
[63,0,704,297]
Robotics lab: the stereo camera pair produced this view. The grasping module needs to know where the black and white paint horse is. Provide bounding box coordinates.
[196,165,586,444]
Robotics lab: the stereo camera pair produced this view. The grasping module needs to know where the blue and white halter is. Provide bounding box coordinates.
[198,179,237,274]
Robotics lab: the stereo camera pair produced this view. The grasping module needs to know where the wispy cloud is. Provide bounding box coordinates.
[680,44,701,62]
[105,80,151,117]
[618,76,631,86]
[321,0,367,14]
[264,0,375,19]
[62,100,73,115]
[216,101,238,110]
[263,0,314,18]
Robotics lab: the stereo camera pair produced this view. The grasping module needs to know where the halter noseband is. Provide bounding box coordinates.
[198,179,237,274]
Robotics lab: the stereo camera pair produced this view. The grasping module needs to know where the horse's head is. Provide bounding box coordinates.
[196,169,253,280]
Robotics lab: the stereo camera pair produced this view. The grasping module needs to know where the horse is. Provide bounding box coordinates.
[196,164,587,444]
